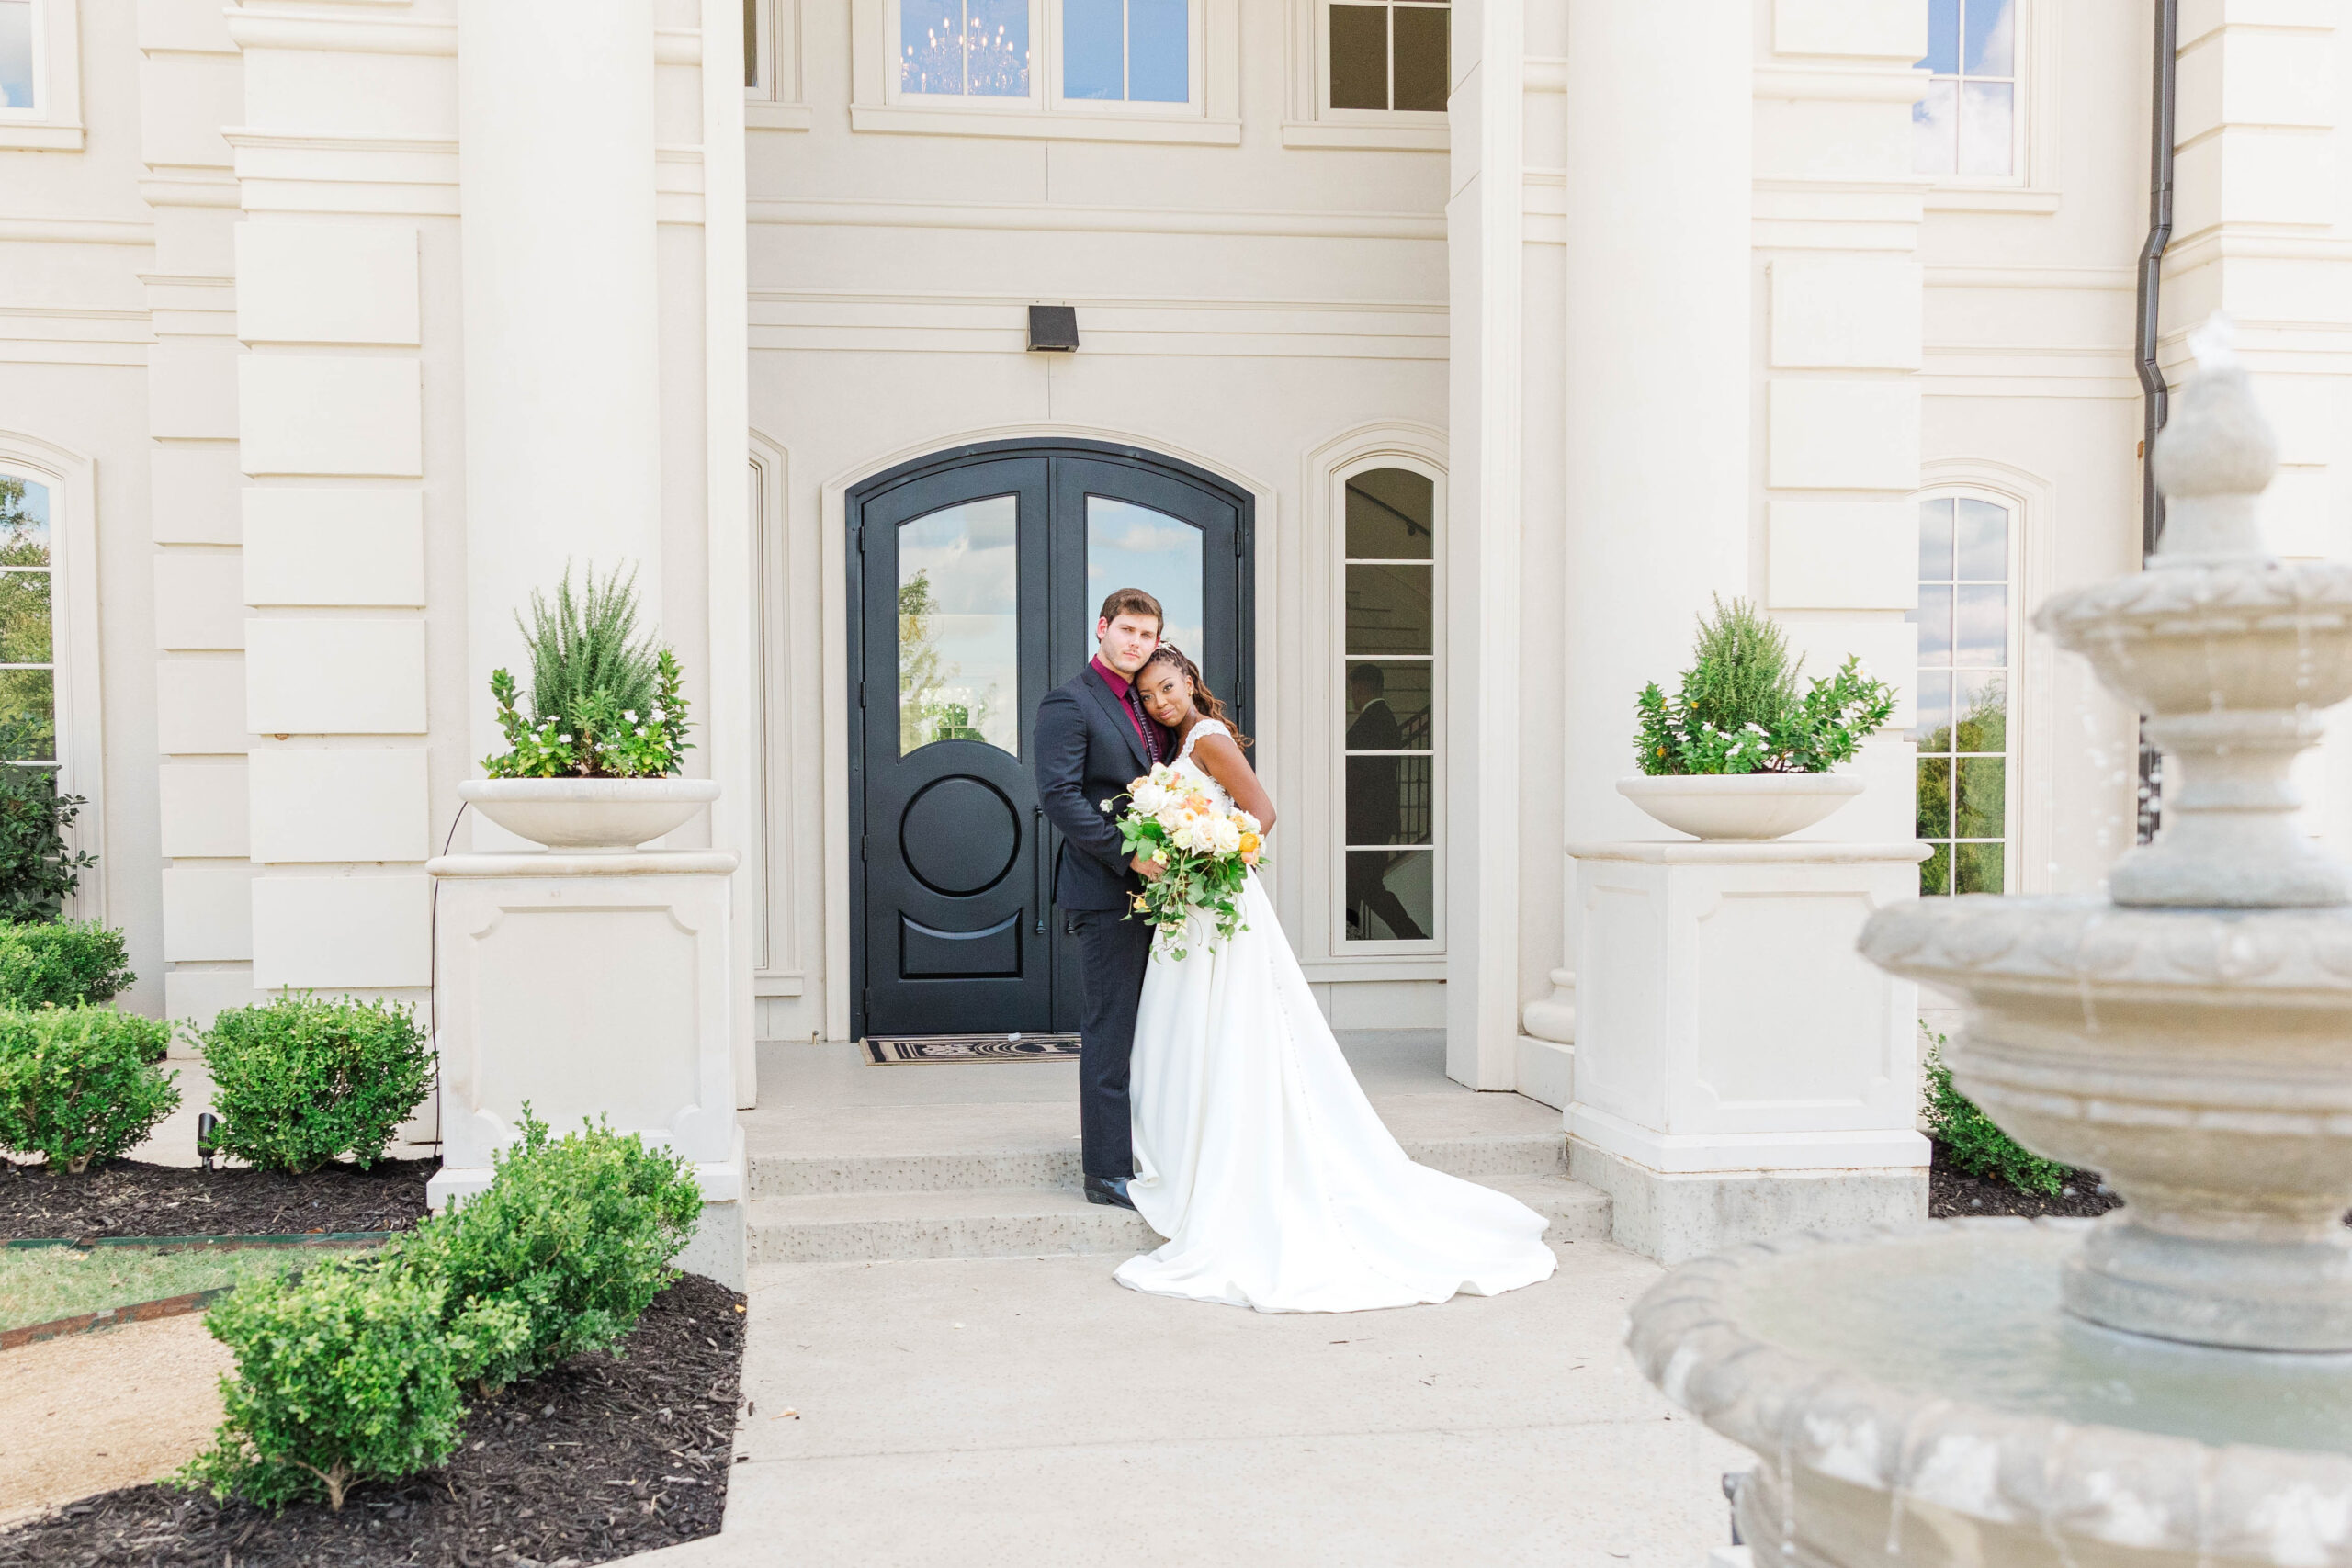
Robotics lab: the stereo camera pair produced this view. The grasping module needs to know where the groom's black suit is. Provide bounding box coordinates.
[1035,662,1173,1181]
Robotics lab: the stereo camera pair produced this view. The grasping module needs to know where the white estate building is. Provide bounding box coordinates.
[0,0,2337,1106]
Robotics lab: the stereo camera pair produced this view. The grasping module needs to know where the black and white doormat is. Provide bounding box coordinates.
[861,1032,1083,1065]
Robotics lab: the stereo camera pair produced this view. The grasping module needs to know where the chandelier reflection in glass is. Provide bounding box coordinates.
[901,0,1032,97]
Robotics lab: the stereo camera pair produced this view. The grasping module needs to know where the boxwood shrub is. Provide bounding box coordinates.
[178,1114,702,1511]
[400,1110,702,1390]
[1922,1037,2073,1197]
[199,995,433,1174]
[0,920,133,1010]
[180,1258,467,1513]
[0,1006,178,1172]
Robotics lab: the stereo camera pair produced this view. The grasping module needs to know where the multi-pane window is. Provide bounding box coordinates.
[901,0,1032,97]
[1329,0,1447,114]
[0,0,36,114]
[1914,0,2016,177]
[1909,496,2008,896]
[1065,0,1186,102]
[1342,468,1435,944]
[0,474,53,761]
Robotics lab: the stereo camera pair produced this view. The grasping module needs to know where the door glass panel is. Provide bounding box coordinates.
[1086,496,1203,657]
[1391,5,1448,112]
[899,495,1019,756]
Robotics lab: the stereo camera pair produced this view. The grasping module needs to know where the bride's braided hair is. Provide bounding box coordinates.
[1142,643,1252,750]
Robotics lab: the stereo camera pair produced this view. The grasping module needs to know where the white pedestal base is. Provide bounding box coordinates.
[427,848,747,1287]
[1566,840,1930,1262]
[1568,1141,1927,1267]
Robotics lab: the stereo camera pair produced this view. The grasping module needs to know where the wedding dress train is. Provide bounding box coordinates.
[1114,719,1558,1314]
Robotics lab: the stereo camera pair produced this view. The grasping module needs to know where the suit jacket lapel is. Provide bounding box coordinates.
[1079,670,1150,774]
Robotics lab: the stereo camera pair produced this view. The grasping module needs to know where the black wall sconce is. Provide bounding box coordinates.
[1027,305,1080,353]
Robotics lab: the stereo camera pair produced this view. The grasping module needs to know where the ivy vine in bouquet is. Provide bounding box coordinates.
[1112,764,1264,961]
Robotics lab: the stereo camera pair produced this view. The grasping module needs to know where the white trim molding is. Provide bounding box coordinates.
[0,432,104,920]
[745,0,813,129]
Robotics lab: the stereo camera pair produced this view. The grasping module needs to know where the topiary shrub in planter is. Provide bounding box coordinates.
[1921,1034,2073,1197]
[399,1109,702,1391]
[198,995,433,1174]
[1634,595,1897,777]
[178,1258,470,1513]
[0,1006,178,1172]
[0,919,133,1010]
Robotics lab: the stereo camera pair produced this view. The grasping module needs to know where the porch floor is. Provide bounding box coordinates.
[626,1032,1747,1566]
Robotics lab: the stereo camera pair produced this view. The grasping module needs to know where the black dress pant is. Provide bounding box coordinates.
[1069,907,1155,1179]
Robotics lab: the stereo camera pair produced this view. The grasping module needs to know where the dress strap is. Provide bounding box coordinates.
[1179,717,1228,763]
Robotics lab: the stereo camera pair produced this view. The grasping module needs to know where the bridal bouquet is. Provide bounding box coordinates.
[1109,763,1264,960]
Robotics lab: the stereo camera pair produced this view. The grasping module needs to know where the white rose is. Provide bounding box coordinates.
[1131,782,1167,814]
[1209,818,1242,855]
[1237,811,1261,835]
[1174,818,1214,853]
[1155,807,1190,836]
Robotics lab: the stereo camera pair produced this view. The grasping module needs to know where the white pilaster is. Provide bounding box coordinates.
[1525,1,1758,1088]
[457,0,667,774]
[1445,0,1525,1090]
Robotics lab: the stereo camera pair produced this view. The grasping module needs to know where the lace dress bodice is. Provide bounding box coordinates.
[1172,718,1235,811]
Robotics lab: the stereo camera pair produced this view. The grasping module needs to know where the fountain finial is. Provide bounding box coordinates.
[2150,312,2278,558]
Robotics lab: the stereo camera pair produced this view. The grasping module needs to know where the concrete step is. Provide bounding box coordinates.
[750,1132,1566,1198]
[745,1172,1610,1265]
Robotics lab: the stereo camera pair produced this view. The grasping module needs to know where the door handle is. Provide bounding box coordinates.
[1033,807,1047,935]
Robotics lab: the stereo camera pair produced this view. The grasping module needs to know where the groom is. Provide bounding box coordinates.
[1035,587,1173,1213]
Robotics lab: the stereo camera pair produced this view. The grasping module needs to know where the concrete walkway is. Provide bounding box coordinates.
[634,1032,1748,1566]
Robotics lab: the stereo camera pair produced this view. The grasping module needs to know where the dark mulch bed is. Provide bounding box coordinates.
[0,1158,435,1242]
[0,1272,746,1568]
[1927,1141,2119,1221]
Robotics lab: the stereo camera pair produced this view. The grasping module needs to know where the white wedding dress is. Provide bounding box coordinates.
[1114,718,1559,1314]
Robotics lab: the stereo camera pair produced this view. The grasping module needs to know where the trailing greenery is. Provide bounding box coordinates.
[0,717,98,925]
[179,1258,469,1513]
[398,1109,701,1392]
[0,1007,177,1173]
[1635,595,1898,775]
[176,1116,699,1513]
[481,564,693,779]
[1921,1034,2072,1197]
[0,920,132,1010]
[197,995,433,1174]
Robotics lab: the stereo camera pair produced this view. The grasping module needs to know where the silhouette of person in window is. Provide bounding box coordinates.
[1345,663,1427,942]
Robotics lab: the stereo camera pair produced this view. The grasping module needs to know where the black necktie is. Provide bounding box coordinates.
[1125,685,1159,766]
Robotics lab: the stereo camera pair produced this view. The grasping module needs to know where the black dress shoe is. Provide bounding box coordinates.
[1084,1175,1136,1211]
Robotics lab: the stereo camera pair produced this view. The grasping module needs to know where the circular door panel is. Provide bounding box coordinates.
[900,775,1020,897]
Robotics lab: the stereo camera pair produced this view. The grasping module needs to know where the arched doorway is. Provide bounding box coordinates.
[848,439,1254,1039]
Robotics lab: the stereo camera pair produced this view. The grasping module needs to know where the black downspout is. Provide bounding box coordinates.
[2133,0,2178,845]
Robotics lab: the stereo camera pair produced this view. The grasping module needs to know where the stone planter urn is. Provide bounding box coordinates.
[1615,773,1862,840]
[458,776,719,852]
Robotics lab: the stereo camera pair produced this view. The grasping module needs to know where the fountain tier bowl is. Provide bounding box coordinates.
[1630,1223,2352,1568]
[1860,896,2352,1350]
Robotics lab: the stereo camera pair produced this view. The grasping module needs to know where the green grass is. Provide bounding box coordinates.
[0,1244,370,1332]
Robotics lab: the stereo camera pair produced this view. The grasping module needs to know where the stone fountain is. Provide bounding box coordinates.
[1625,321,2352,1568]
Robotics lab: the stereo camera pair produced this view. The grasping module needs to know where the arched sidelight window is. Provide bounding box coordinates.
[1340,465,1437,945]
[1908,493,2011,895]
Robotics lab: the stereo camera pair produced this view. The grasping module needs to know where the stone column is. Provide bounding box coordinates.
[1518,1,1754,1099]
[457,0,665,773]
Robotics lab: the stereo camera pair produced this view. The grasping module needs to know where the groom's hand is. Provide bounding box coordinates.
[1131,853,1164,879]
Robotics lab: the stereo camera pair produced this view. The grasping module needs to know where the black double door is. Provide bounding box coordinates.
[851,442,1250,1039]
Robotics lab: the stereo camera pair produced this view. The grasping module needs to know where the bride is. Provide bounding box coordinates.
[1113,643,1558,1314]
